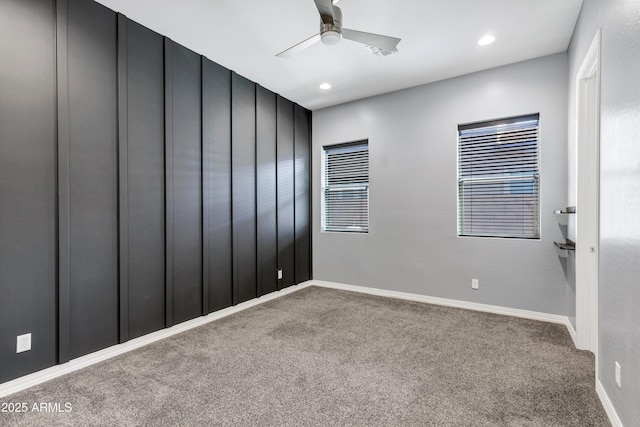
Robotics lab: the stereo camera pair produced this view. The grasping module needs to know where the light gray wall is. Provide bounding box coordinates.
[568,1,640,424]
[313,53,569,315]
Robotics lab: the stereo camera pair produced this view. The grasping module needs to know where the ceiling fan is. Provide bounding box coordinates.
[276,0,401,58]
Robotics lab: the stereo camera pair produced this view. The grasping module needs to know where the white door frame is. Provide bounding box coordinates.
[575,30,601,356]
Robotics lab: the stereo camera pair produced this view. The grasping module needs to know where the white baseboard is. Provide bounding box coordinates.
[597,380,624,427]
[565,317,578,347]
[309,280,569,325]
[0,281,314,399]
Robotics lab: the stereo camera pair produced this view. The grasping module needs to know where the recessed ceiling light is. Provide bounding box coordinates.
[478,35,496,46]
[319,82,332,90]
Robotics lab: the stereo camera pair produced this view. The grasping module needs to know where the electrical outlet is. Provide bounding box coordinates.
[615,362,621,388]
[16,333,31,353]
[277,269,283,280]
[472,279,479,290]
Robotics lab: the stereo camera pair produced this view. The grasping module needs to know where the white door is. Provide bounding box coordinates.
[575,30,600,355]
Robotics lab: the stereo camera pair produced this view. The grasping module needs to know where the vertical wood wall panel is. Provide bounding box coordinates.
[56,0,71,365]
[257,87,278,296]
[67,0,119,359]
[117,14,129,343]
[124,19,166,339]
[164,39,175,328]
[277,96,295,289]
[0,0,57,383]
[294,105,312,283]
[203,59,233,312]
[167,40,203,324]
[231,73,257,304]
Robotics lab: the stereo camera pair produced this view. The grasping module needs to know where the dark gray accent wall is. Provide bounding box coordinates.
[66,0,119,359]
[257,87,278,296]
[0,0,57,383]
[202,59,233,313]
[294,105,312,283]
[231,73,257,304]
[202,58,232,311]
[166,41,203,325]
[277,96,296,289]
[56,0,71,364]
[120,18,166,340]
[0,0,311,385]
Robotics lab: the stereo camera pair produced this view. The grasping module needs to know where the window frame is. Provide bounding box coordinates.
[321,140,369,234]
[457,114,541,240]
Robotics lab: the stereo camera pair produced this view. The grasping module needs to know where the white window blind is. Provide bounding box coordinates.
[458,114,540,239]
[322,141,369,233]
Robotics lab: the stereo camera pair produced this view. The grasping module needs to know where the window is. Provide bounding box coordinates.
[322,141,369,233]
[457,114,540,239]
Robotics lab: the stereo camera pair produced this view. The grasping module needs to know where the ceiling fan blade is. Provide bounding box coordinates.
[342,28,400,51]
[276,33,321,58]
[314,0,335,25]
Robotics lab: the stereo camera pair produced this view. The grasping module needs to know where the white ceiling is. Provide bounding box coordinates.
[94,0,583,111]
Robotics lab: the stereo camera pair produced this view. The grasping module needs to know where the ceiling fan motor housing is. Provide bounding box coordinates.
[320,5,342,45]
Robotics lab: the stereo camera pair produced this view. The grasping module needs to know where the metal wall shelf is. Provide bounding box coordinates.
[554,239,575,251]
[554,206,576,214]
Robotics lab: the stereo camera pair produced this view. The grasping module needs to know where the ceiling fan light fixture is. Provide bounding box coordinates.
[321,30,342,46]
